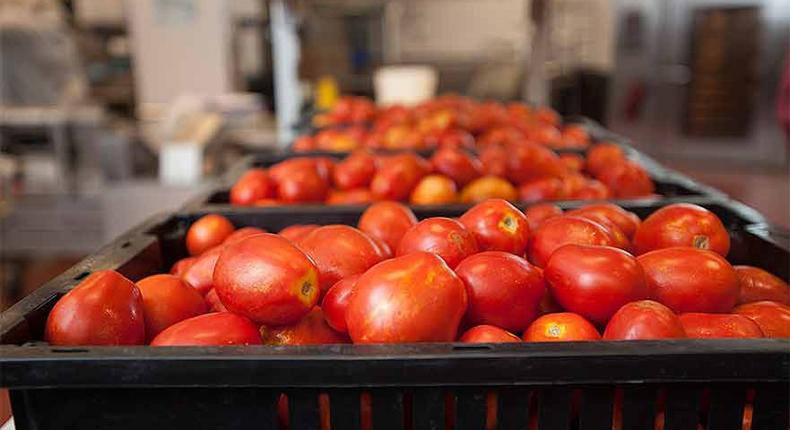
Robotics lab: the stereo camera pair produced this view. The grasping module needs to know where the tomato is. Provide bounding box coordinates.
[45,270,145,345]
[213,233,320,325]
[586,143,625,176]
[545,245,647,324]
[518,177,565,202]
[566,204,641,238]
[150,312,262,346]
[358,201,418,251]
[459,176,518,203]
[638,247,738,313]
[568,179,612,200]
[253,199,280,207]
[734,266,789,304]
[523,203,563,231]
[529,124,562,146]
[170,257,197,277]
[560,125,590,148]
[276,165,330,203]
[430,147,482,187]
[205,288,227,312]
[346,252,467,343]
[459,199,531,255]
[527,216,617,268]
[534,106,560,126]
[230,169,275,206]
[292,135,316,151]
[678,313,763,338]
[326,188,375,205]
[456,251,545,332]
[561,209,631,251]
[732,301,790,338]
[633,203,730,256]
[506,143,564,184]
[223,227,266,245]
[136,274,208,341]
[368,235,393,259]
[597,160,655,198]
[603,300,686,340]
[279,224,319,243]
[370,153,428,201]
[181,246,223,295]
[397,217,478,268]
[333,150,377,190]
[261,307,349,345]
[410,174,458,205]
[270,157,329,183]
[559,153,585,172]
[478,145,508,177]
[322,275,359,333]
[186,214,235,256]
[523,313,601,342]
[460,325,521,343]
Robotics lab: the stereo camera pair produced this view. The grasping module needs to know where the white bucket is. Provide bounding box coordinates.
[373,65,438,107]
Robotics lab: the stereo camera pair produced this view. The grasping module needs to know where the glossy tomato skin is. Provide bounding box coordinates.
[633,203,730,256]
[506,143,564,184]
[523,313,601,342]
[678,313,763,338]
[478,145,508,177]
[346,252,468,343]
[732,301,790,338]
[333,150,377,190]
[186,214,235,256]
[545,245,648,324]
[460,325,521,343]
[322,275,360,333]
[181,245,223,295]
[523,203,563,231]
[459,176,518,203]
[136,274,208,341]
[326,188,375,205]
[370,153,428,201]
[456,252,545,332]
[518,178,565,202]
[45,270,145,345]
[459,199,531,255]
[734,266,789,304]
[527,216,616,268]
[397,217,478,268]
[223,227,266,245]
[410,174,458,205]
[559,153,585,172]
[230,169,275,206]
[597,161,655,198]
[170,257,197,277]
[279,224,319,243]
[430,147,482,187]
[150,312,262,346]
[603,300,686,340]
[276,165,329,203]
[358,201,418,251]
[261,307,350,345]
[297,225,388,295]
[586,143,625,177]
[205,288,228,312]
[638,247,738,314]
[566,204,641,238]
[213,234,320,325]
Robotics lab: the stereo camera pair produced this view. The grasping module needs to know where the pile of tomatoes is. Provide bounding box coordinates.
[230,143,655,207]
[300,95,587,152]
[44,199,789,347]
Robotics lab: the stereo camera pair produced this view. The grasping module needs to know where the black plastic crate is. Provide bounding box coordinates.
[1,198,788,430]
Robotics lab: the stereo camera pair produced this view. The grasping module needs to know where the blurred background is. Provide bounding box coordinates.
[0,0,788,322]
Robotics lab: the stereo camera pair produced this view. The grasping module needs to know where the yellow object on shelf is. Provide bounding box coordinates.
[315,76,339,110]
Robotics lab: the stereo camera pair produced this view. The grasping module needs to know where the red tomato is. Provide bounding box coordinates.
[678,313,763,338]
[333,150,377,190]
[298,225,387,295]
[276,165,329,203]
[633,203,730,256]
[561,125,590,148]
[527,216,617,268]
[534,107,560,126]
[559,153,585,171]
[186,214,235,256]
[397,217,478,268]
[597,160,655,198]
[230,169,275,206]
[368,235,393,259]
[370,153,428,201]
[358,201,418,251]
[559,208,631,251]
[326,188,375,205]
[459,199,531,255]
[213,234,320,325]
[430,147,483,187]
[136,274,208,341]
[506,143,564,184]
[261,307,349,345]
[545,245,647,324]
[170,257,197,277]
[292,135,315,151]
[45,270,144,346]
[410,174,458,205]
[523,313,601,342]
[569,179,613,200]
[603,300,686,340]
[529,124,562,146]
[566,204,641,238]
[223,227,266,245]
[150,312,262,346]
[732,301,790,338]
[586,143,625,176]
[181,246,223,295]
[478,145,508,177]
[205,288,227,312]
[456,251,545,332]
[460,325,521,343]
[322,275,359,333]
[735,266,789,304]
[437,129,475,150]
[459,176,518,203]
[346,252,467,343]
[638,247,738,314]
[279,224,319,242]
[523,203,563,231]
[518,177,565,203]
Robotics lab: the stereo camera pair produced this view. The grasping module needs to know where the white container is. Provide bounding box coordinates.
[373,65,438,107]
